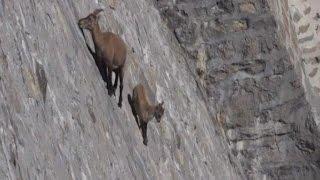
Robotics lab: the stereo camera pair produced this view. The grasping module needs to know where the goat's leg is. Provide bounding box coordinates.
[107,67,114,96]
[128,94,139,127]
[105,67,109,89]
[133,112,140,128]
[141,122,148,145]
[117,67,124,107]
[100,64,108,83]
[113,69,119,96]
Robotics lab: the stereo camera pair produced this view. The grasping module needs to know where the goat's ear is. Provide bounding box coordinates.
[160,101,164,106]
[93,9,103,16]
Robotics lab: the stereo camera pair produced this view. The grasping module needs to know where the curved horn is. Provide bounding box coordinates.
[93,9,103,16]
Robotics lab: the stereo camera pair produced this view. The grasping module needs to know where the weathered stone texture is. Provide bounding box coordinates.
[0,0,241,179]
[1,0,320,179]
[155,0,320,179]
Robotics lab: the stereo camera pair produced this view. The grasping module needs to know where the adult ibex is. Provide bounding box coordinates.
[79,9,127,107]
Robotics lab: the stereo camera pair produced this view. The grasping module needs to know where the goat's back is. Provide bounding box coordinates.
[102,32,127,67]
[132,84,150,115]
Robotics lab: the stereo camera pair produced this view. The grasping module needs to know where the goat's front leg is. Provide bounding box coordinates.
[107,67,114,96]
[118,67,124,107]
[141,121,148,145]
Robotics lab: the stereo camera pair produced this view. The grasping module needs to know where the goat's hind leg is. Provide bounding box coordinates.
[128,94,140,127]
[141,122,148,145]
[107,67,114,96]
[117,67,124,107]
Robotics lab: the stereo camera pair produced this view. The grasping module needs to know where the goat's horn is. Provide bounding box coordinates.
[93,9,103,15]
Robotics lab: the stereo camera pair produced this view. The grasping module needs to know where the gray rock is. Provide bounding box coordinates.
[0,0,241,179]
[156,0,320,179]
[1,0,320,179]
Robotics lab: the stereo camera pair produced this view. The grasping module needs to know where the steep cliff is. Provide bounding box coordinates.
[288,0,320,129]
[155,0,320,179]
[1,0,320,179]
[0,0,241,179]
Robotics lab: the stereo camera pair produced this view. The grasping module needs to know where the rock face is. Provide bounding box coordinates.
[288,0,320,128]
[155,0,320,179]
[289,0,320,60]
[0,0,241,179]
[0,0,320,180]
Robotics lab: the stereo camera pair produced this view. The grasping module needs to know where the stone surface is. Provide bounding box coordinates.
[239,3,256,14]
[288,0,320,131]
[155,0,320,179]
[0,0,241,179]
[1,0,320,179]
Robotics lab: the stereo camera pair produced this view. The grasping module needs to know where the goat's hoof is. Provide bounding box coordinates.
[118,102,122,108]
[108,90,114,96]
[143,139,148,146]
[108,88,115,96]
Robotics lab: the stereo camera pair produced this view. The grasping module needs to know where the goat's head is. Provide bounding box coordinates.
[78,9,103,30]
[154,101,165,123]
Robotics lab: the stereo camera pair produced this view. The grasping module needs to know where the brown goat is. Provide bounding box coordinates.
[128,84,165,145]
[78,9,127,107]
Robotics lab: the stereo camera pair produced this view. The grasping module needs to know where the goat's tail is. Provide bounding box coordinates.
[128,94,137,117]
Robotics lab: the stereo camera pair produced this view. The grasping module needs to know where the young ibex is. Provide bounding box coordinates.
[128,84,165,145]
[78,9,127,107]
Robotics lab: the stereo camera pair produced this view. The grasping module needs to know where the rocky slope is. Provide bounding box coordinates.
[0,0,241,179]
[288,0,320,128]
[289,0,320,60]
[155,0,320,179]
[1,0,320,179]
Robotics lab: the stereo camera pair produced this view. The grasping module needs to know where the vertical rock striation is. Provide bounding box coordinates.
[155,0,320,179]
[0,0,241,179]
[1,0,320,179]
[288,0,320,129]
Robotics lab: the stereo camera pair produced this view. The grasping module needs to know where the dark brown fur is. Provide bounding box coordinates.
[128,84,164,145]
[79,9,127,107]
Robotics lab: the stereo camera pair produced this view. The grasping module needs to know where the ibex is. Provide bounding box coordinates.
[128,84,165,145]
[78,9,127,107]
